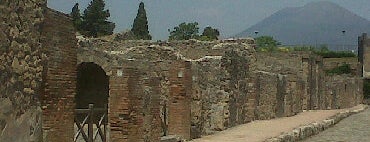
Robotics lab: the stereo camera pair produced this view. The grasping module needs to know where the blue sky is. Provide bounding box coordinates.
[48,0,370,40]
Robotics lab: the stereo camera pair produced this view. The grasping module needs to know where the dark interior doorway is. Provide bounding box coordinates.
[76,62,109,109]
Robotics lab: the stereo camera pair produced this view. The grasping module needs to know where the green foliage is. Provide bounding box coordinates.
[168,22,200,40]
[255,36,281,52]
[80,0,115,37]
[168,22,221,41]
[315,51,356,58]
[288,46,316,51]
[201,26,220,40]
[326,64,351,75]
[284,45,356,58]
[364,80,370,99]
[71,3,82,31]
[131,2,152,40]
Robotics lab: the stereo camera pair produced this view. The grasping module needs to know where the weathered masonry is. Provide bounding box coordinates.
[359,33,370,78]
[0,1,365,142]
[1,1,76,141]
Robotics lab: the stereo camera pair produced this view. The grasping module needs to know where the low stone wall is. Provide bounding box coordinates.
[265,105,368,142]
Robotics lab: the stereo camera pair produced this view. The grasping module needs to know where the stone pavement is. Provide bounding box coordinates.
[302,107,370,142]
[190,105,367,142]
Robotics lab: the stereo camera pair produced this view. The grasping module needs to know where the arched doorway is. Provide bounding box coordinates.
[76,62,109,109]
[75,62,109,142]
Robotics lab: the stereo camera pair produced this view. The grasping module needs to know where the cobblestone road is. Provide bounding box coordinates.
[302,108,370,142]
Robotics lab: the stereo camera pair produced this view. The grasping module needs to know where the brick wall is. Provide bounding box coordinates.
[40,8,77,142]
[168,61,192,140]
[107,61,162,142]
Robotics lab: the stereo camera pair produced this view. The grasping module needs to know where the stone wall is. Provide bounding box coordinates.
[1,1,365,141]
[323,57,360,76]
[188,43,255,138]
[1,1,78,141]
[0,0,46,141]
[255,51,363,112]
[359,33,370,78]
[324,75,363,109]
[76,37,364,141]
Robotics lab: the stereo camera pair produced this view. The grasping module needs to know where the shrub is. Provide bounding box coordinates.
[326,64,351,75]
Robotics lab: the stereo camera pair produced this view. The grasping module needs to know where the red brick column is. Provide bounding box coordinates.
[108,66,161,142]
[40,9,77,142]
[168,61,192,140]
[109,67,131,142]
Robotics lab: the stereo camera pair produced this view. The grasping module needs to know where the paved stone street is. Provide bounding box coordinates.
[302,108,370,142]
[190,105,366,142]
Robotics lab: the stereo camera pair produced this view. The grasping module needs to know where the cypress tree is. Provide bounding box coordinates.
[71,3,82,31]
[131,2,152,40]
[81,0,115,37]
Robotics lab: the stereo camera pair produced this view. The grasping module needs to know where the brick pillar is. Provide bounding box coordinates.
[168,61,191,140]
[245,72,257,122]
[142,76,161,142]
[109,67,130,142]
[301,57,310,110]
[40,9,77,142]
[108,66,161,142]
[126,68,144,142]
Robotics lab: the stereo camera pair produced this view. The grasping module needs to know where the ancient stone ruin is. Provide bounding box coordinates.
[0,1,367,142]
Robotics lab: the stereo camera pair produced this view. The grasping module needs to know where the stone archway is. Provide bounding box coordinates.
[75,62,109,141]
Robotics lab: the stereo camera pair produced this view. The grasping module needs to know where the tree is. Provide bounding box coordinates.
[81,0,115,37]
[131,2,152,40]
[169,22,200,40]
[71,3,82,31]
[201,26,220,40]
[255,36,281,51]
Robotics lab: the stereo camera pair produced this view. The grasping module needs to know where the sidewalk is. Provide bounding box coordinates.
[190,104,367,142]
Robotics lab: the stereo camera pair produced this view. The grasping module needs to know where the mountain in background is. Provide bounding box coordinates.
[235,1,370,50]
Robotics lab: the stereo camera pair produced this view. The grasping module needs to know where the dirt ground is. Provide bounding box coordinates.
[190,105,366,142]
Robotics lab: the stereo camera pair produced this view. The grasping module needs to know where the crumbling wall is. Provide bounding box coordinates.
[359,33,370,78]
[323,57,360,76]
[1,1,78,142]
[2,1,365,141]
[324,75,363,109]
[256,52,306,116]
[186,42,256,138]
[79,38,364,141]
[254,71,279,120]
[78,44,166,141]
[0,1,46,141]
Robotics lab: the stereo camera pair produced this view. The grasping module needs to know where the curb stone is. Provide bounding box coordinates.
[264,105,368,142]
